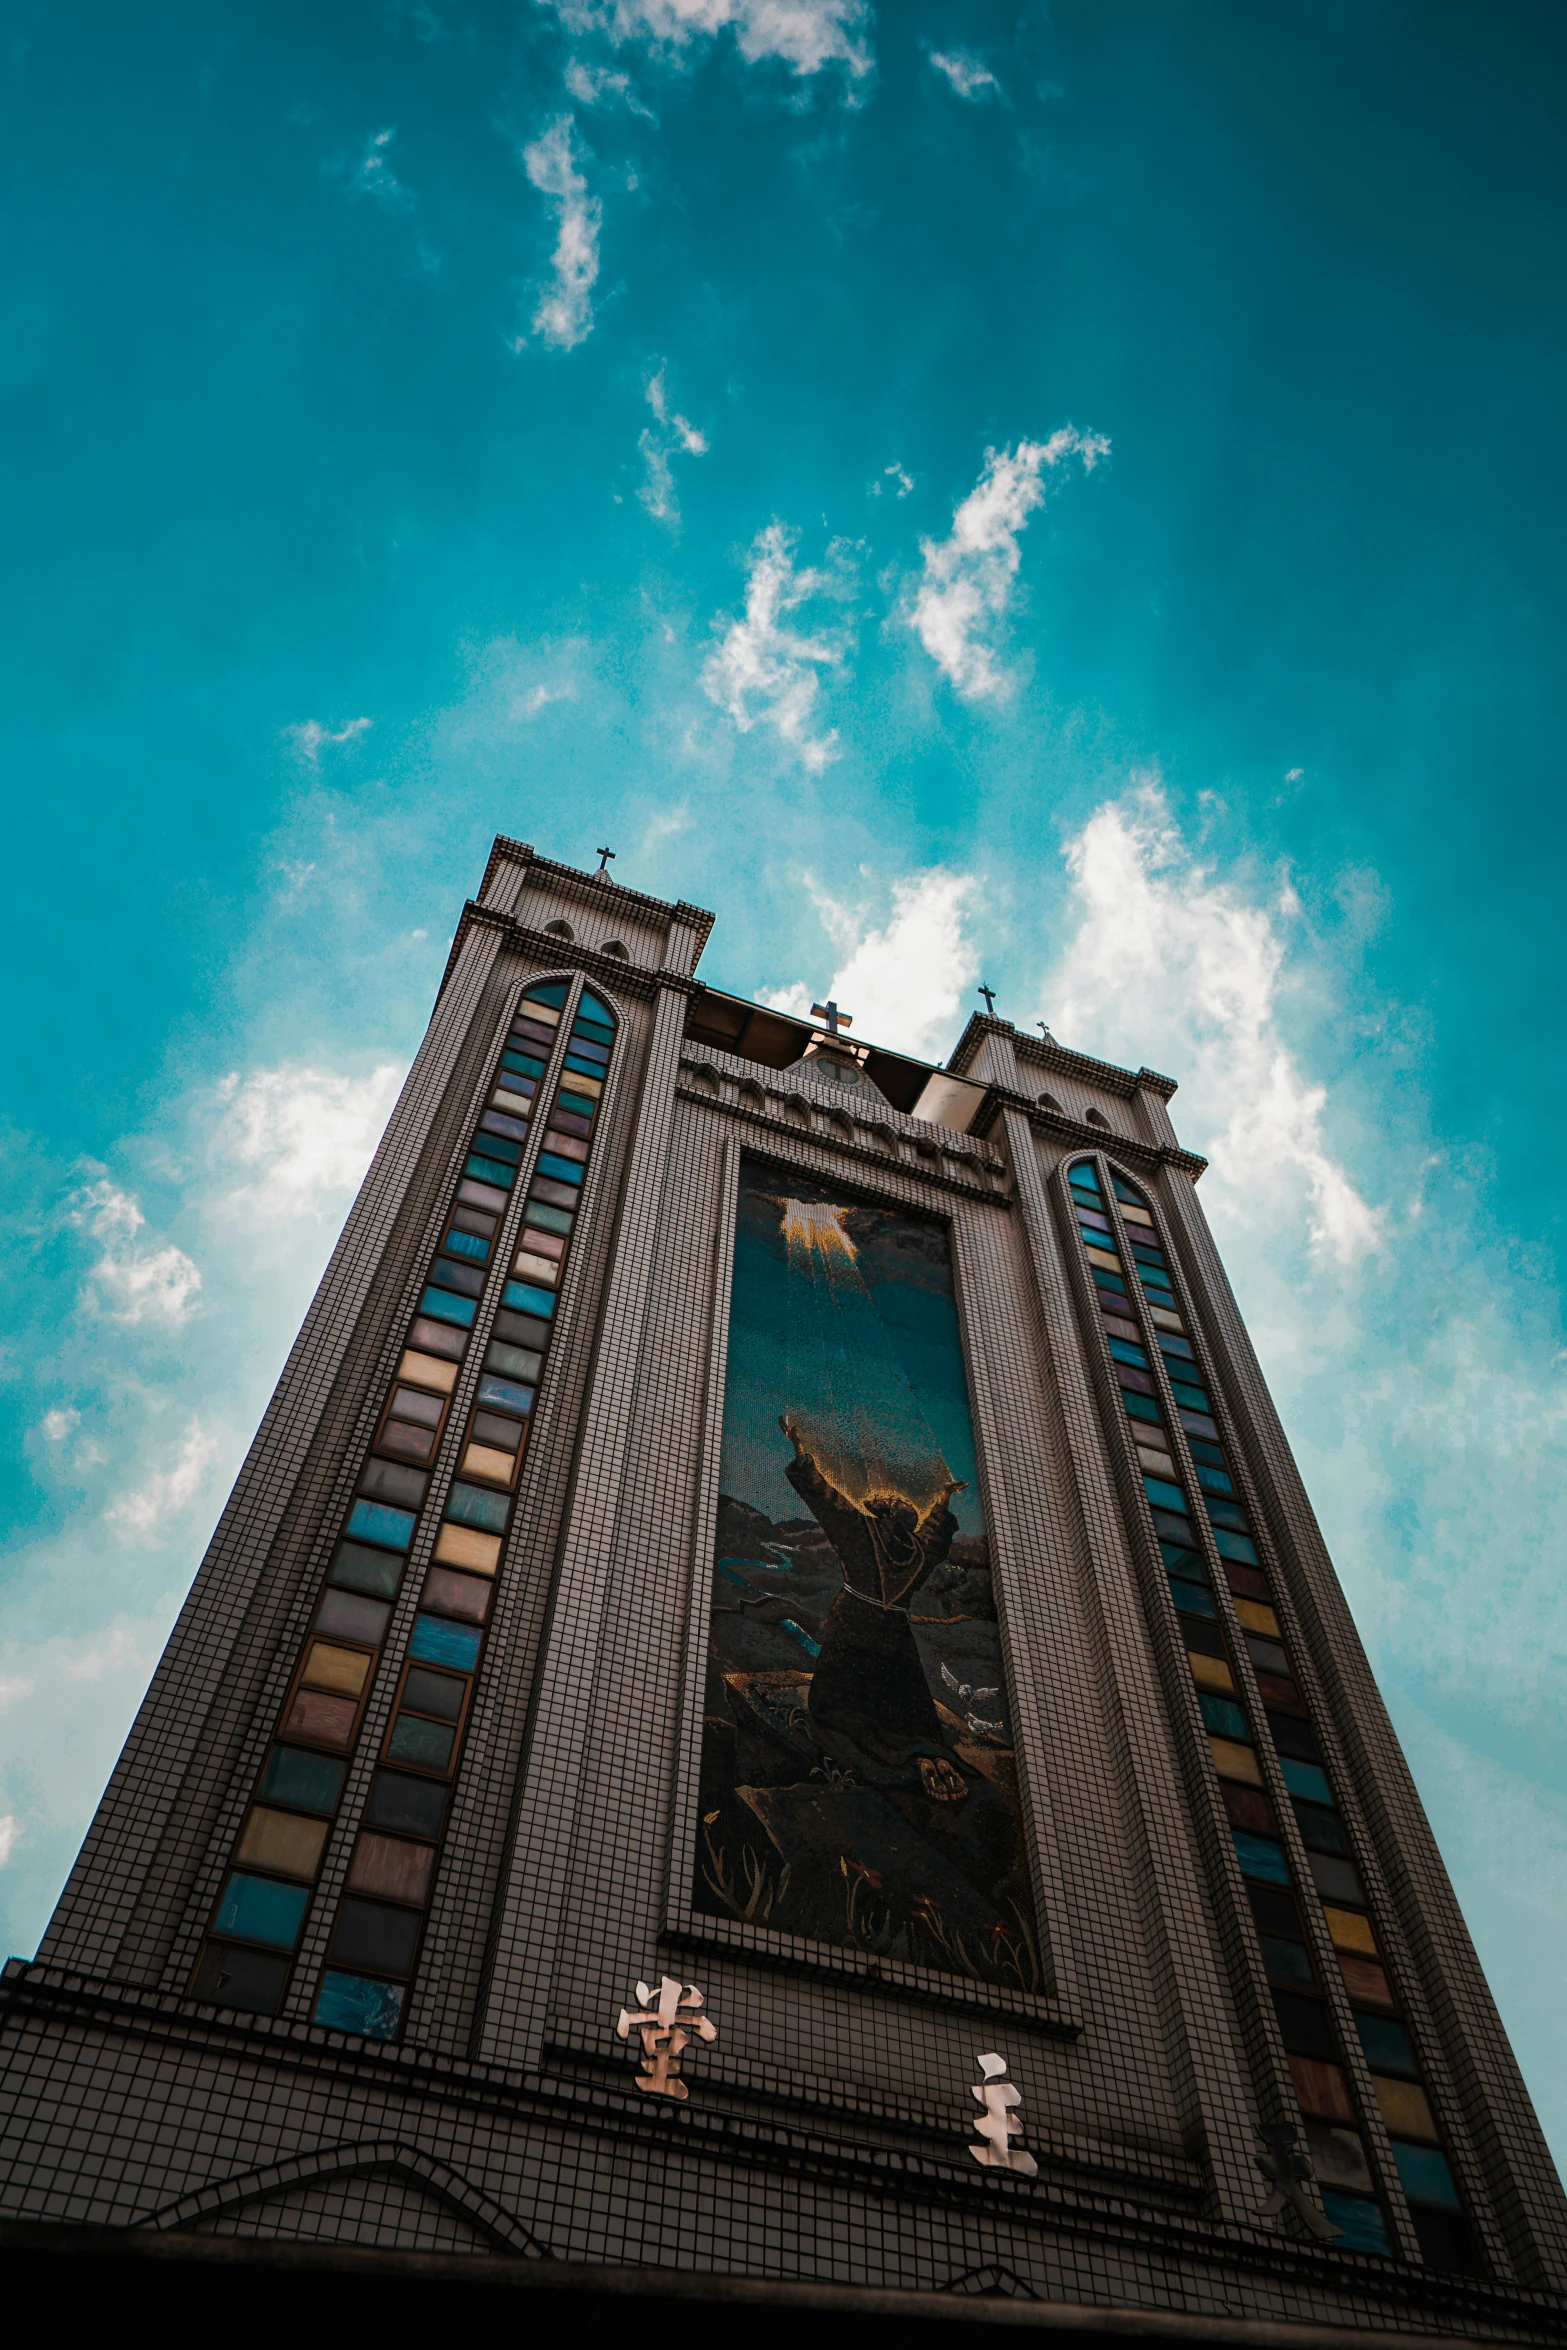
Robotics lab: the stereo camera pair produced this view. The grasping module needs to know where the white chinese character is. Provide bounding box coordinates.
[969,2051,1038,2177]
[615,1975,718,2100]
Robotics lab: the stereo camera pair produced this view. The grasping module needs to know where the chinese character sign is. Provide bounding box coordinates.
[969,2051,1038,2177]
[616,1975,718,2100]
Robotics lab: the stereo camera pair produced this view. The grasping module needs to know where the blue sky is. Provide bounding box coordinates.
[3,0,1565,2159]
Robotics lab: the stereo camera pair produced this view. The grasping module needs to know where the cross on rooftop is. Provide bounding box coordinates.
[1037,1019,1055,1042]
[595,845,616,874]
[977,983,998,1017]
[810,998,853,1037]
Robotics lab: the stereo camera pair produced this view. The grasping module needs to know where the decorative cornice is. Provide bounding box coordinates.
[972,1086,1207,1180]
[435,901,698,1008]
[478,836,716,953]
[950,1016,1179,1104]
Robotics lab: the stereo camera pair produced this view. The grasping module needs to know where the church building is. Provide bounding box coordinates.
[1,841,1562,2338]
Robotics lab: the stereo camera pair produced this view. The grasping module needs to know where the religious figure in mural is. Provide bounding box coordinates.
[693,1163,1039,1990]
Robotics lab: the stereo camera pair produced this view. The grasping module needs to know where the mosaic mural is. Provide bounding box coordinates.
[694,1161,1038,1989]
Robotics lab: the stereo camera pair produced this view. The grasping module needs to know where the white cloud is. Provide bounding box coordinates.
[215,1063,405,1224]
[762,868,980,1062]
[285,716,372,765]
[521,116,602,351]
[701,522,855,770]
[39,1408,79,1444]
[352,127,413,209]
[0,1816,18,1868]
[65,1628,152,1682]
[106,1420,220,1542]
[639,363,708,523]
[870,462,913,499]
[1052,784,1379,1265]
[70,1181,203,1328]
[564,56,657,116]
[0,1678,35,1711]
[929,48,1002,101]
[909,429,1109,700]
[542,0,872,79]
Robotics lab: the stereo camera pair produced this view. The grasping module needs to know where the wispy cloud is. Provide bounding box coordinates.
[638,362,708,523]
[64,1627,153,1682]
[909,429,1109,700]
[70,1181,202,1328]
[0,1817,18,1869]
[565,56,657,117]
[351,127,414,209]
[542,0,873,81]
[284,716,372,766]
[520,116,602,351]
[762,867,981,1061]
[105,1419,220,1542]
[215,1064,405,1224]
[701,522,856,770]
[870,462,913,499]
[928,48,1002,102]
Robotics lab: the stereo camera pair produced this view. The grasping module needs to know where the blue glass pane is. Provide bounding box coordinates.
[410,1615,482,1671]
[1199,1694,1249,1739]
[1391,2142,1460,2209]
[346,1500,416,1553]
[1356,2014,1419,2078]
[503,1281,557,1318]
[419,1287,476,1328]
[215,1872,310,1949]
[1212,1528,1260,1565]
[577,990,615,1025]
[478,1374,534,1415]
[523,979,570,1008]
[445,1482,510,1533]
[313,1971,406,2039]
[1195,1464,1235,1496]
[1279,1757,1333,1805]
[536,1153,584,1186]
[443,1228,489,1262]
[1232,1830,1290,1886]
[260,1747,348,1815]
[1321,2193,1391,2254]
[480,1111,529,1143]
[1108,1339,1148,1368]
[1156,1330,1195,1359]
[563,1051,607,1079]
[465,1154,516,1189]
[1169,1579,1216,1618]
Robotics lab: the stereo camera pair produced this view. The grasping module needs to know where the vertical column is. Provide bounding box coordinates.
[473,982,690,2071]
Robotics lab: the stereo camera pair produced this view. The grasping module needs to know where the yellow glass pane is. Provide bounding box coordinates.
[1208,1735,1261,1785]
[1374,2076,1437,2142]
[1136,1448,1177,1479]
[461,1443,517,1487]
[1148,1307,1184,1330]
[513,1252,559,1285]
[560,1069,602,1098]
[434,1523,501,1575]
[1120,1204,1153,1226]
[1084,1245,1120,1271]
[1323,1905,1378,1956]
[397,1349,458,1395]
[301,1641,370,1698]
[1189,1652,1235,1694]
[491,1087,533,1117]
[1233,1599,1281,1638]
[521,998,562,1024]
[236,1807,329,1880]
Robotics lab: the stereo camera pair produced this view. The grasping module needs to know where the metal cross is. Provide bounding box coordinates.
[977,984,998,1017]
[595,845,616,874]
[1036,1019,1055,1042]
[810,998,853,1037]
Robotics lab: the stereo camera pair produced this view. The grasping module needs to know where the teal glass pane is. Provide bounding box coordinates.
[486,1340,543,1381]
[1091,1268,1128,1296]
[1232,1830,1290,1885]
[1170,1380,1211,1410]
[563,1051,606,1079]
[1321,2193,1391,2254]
[1392,2141,1460,2209]
[388,1715,456,1770]
[536,1152,584,1185]
[1195,1464,1235,1496]
[1295,1801,1351,1857]
[577,990,614,1025]
[445,1481,510,1533]
[523,979,570,1008]
[1206,1497,1250,1532]
[573,1018,615,1048]
[478,1374,533,1414]
[418,1286,476,1328]
[1260,1934,1315,1988]
[443,1228,489,1262]
[465,1154,516,1189]
[1212,1528,1260,1565]
[1143,1476,1187,1512]
[314,1971,406,2039]
[331,1541,405,1598]
[215,1872,310,1949]
[345,1500,416,1553]
[1169,1578,1216,1618]
[502,1049,547,1079]
[524,1200,573,1235]
[259,1747,348,1815]
[1279,1757,1333,1805]
[1140,1264,1175,1291]
[1161,1542,1206,1581]
[469,1128,520,1164]
[1199,1694,1249,1739]
[1069,1160,1101,1188]
[1111,1178,1142,1204]
[409,1615,482,1671]
[1108,1339,1148,1368]
[1123,1392,1161,1424]
[1356,2013,1418,2078]
[503,1280,557,1318]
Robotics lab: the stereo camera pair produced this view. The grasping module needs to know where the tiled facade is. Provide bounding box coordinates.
[1,841,1563,2335]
